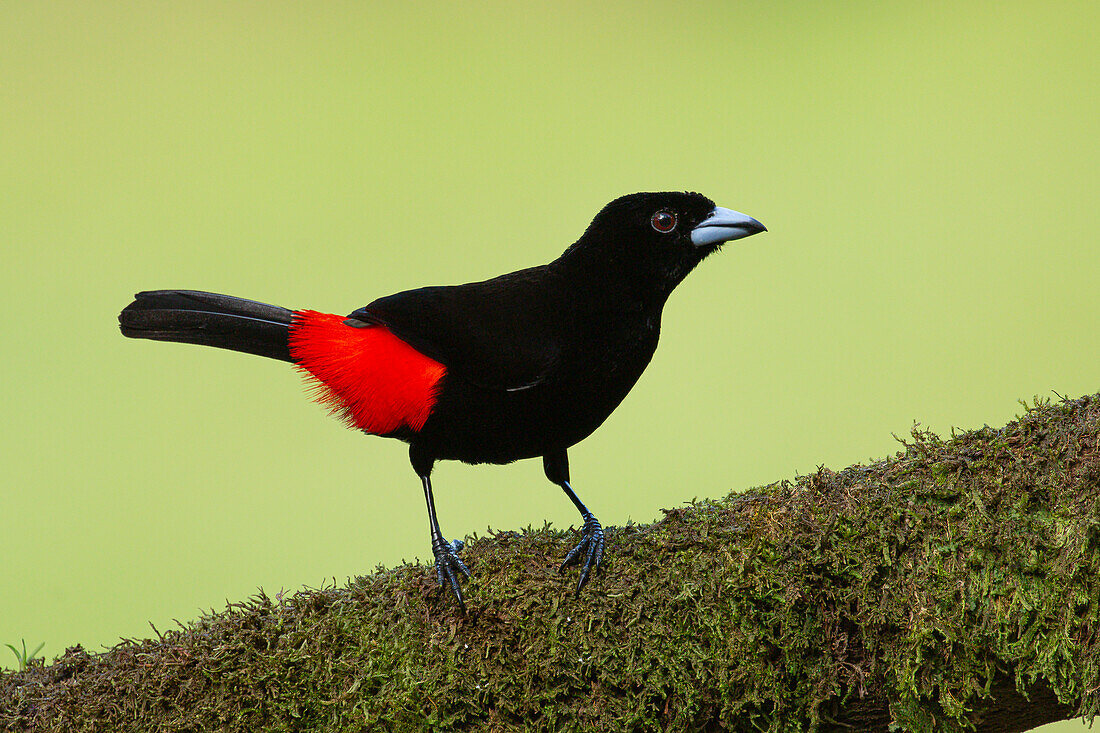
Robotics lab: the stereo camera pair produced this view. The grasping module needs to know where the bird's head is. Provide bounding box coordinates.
[561,191,766,303]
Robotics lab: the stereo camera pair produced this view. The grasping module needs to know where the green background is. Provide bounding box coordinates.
[2,2,1096,728]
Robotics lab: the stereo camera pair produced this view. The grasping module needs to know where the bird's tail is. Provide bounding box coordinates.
[118,290,295,362]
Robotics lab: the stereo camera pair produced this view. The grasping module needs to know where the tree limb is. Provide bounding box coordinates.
[3,395,1099,732]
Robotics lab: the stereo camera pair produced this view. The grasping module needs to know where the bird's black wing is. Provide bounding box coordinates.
[346,267,563,392]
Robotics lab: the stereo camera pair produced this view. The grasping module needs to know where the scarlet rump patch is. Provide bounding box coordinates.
[288,311,445,434]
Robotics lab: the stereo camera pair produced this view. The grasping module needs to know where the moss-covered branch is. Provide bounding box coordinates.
[4,395,1100,732]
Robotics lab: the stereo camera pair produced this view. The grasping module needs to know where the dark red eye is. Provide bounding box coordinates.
[650,210,677,233]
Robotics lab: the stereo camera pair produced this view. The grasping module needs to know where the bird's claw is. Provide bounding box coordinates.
[432,537,470,611]
[560,515,604,595]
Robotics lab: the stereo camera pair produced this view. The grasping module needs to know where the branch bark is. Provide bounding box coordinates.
[3,395,1099,732]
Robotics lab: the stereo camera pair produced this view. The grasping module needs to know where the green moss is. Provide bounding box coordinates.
[3,395,1099,732]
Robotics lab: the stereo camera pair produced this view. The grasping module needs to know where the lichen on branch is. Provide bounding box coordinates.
[3,395,1099,732]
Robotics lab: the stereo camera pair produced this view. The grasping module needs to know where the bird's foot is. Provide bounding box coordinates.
[560,515,604,595]
[432,537,470,611]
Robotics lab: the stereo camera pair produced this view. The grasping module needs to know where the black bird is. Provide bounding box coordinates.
[119,191,766,609]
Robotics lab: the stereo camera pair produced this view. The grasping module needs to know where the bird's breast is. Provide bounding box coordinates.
[418,315,660,465]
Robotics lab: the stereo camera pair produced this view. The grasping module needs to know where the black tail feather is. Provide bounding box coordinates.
[119,290,295,362]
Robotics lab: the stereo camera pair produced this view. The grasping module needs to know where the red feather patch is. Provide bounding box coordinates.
[288,311,445,434]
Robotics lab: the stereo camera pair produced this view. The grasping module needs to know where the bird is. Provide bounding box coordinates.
[118,191,766,610]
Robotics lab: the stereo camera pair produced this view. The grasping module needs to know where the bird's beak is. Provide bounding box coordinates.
[690,207,767,247]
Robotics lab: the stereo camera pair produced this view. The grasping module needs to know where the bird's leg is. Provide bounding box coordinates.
[544,451,604,594]
[557,480,605,594]
[420,473,469,611]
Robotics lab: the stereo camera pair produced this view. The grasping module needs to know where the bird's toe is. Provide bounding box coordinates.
[432,540,470,611]
[560,517,604,594]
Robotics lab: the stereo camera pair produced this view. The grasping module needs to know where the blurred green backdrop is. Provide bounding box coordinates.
[2,2,1096,728]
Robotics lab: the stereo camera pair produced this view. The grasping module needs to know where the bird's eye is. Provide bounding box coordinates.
[650,211,677,233]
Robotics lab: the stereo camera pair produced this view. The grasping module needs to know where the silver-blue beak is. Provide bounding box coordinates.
[690,206,766,247]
